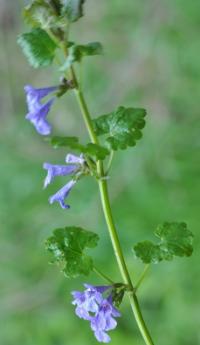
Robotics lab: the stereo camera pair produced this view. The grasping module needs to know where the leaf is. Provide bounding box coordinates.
[45,226,99,278]
[85,143,109,160]
[93,106,146,150]
[60,42,103,70]
[23,1,52,27]
[50,136,110,160]
[51,136,80,148]
[77,42,103,56]
[61,0,86,22]
[18,28,57,68]
[133,222,194,264]
[133,241,163,264]
[23,0,65,30]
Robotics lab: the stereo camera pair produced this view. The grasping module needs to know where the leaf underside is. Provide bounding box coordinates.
[24,0,86,27]
[18,28,57,68]
[61,0,86,22]
[23,1,55,28]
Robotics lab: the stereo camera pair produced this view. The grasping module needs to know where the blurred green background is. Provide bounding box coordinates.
[0,1,199,344]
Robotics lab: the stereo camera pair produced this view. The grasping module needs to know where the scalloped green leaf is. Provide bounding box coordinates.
[23,1,67,30]
[60,42,103,70]
[50,136,110,160]
[18,28,57,68]
[45,226,99,278]
[61,0,86,22]
[23,1,52,27]
[133,222,194,264]
[93,106,146,150]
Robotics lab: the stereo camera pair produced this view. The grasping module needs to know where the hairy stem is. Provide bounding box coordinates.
[73,80,155,345]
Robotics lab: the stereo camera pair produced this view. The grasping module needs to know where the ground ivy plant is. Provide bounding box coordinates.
[18,1,194,344]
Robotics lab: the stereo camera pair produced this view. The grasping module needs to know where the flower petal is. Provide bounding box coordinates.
[49,180,76,209]
[75,306,91,320]
[84,297,99,313]
[91,313,106,331]
[84,284,112,294]
[24,85,58,103]
[24,84,58,135]
[71,291,86,305]
[66,153,85,165]
[94,330,111,343]
[105,316,117,331]
[84,287,103,305]
[43,163,78,188]
[25,98,54,135]
[111,306,121,318]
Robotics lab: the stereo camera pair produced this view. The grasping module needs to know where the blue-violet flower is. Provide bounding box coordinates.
[49,179,76,209]
[24,84,58,135]
[72,284,120,343]
[66,153,85,165]
[43,163,78,188]
[44,154,85,209]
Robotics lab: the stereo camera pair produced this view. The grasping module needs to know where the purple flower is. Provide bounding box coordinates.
[66,153,85,165]
[72,289,99,320]
[43,163,78,188]
[49,179,76,209]
[72,285,110,320]
[71,284,120,343]
[91,297,120,343]
[43,154,85,209]
[24,84,58,135]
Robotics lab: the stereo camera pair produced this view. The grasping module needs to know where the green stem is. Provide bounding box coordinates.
[129,294,155,345]
[93,266,114,285]
[75,89,98,144]
[135,265,150,291]
[73,79,155,345]
[106,150,114,174]
[98,179,155,345]
[98,178,133,287]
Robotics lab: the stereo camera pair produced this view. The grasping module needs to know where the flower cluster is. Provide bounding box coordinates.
[72,284,121,343]
[43,153,85,209]
[24,84,86,209]
[24,84,58,135]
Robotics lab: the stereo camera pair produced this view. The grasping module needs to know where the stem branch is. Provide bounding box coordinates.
[135,265,150,291]
[93,266,114,285]
[106,150,114,174]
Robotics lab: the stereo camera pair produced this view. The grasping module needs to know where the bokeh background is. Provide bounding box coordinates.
[0,1,199,344]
